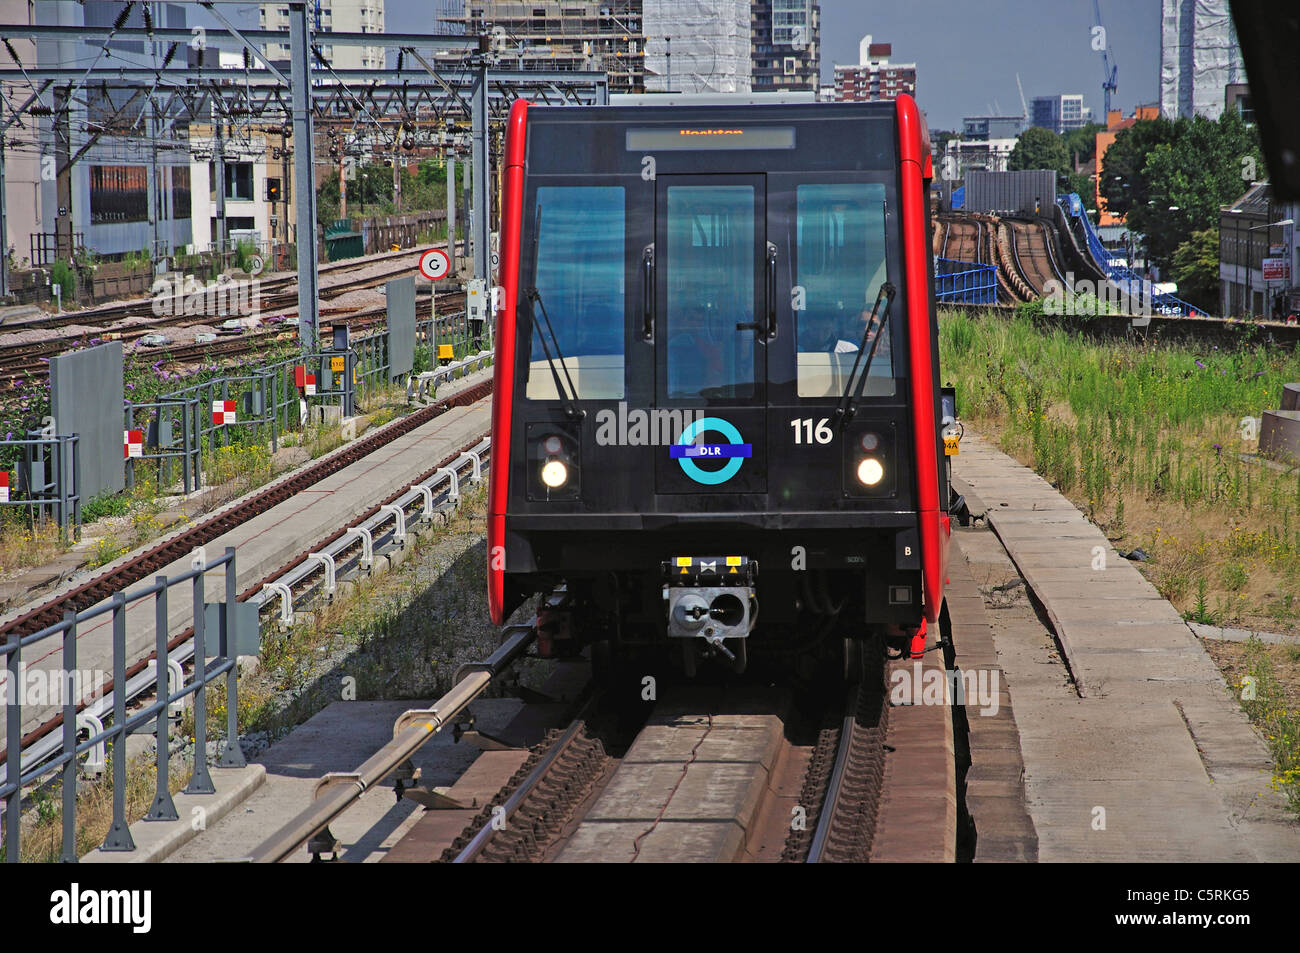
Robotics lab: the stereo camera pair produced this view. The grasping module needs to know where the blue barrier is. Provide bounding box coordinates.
[935,257,997,305]
[1057,193,1203,316]
[952,185,965,210]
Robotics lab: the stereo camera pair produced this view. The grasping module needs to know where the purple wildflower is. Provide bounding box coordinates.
[1195,360,1206,368]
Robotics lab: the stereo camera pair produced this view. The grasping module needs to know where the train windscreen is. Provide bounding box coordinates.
[794,182,894,398]
[524,185,626,400]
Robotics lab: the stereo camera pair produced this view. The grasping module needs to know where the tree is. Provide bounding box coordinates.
[1063,122,1104,168]
[1098,116,1172,217]
[1169,229,1220,313]
[1009,126,1069,174]
[1009,127,1096,211]
[1119,109,1262,267]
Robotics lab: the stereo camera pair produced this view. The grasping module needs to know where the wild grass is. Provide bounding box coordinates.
[941,309,1300,813]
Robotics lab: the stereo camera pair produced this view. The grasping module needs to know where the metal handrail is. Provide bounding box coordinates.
[246,626,536,863]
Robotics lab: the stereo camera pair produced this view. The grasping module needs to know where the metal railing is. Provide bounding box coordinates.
[1058,193,1202,317]
[1,548,244,863]
[0,433,81,537]
[935,257,998,305]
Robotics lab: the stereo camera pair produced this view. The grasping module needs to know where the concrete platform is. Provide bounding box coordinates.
[556,691,786,863]
[954,432,1300,862]
[8,368,492,738]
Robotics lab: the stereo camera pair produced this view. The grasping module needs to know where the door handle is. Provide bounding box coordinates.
[765,242,778,340]
[641,244,655,342]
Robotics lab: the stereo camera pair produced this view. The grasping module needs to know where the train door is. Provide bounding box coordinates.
[652,174,770,496]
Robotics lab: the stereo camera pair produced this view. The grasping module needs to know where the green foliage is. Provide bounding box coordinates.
[1170,229,1221,314]
[1063,122,1104,166]
[82,492,131,523]
[1098,117,1173,218]
[233,240,258,273]
[1101,109,1262,267]
[50,259,76,302]
[1010,126,1097,212]
[316,158,448,227]
[1009,126,1070,175]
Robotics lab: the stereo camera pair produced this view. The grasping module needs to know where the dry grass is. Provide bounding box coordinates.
[0,514,69,575]
[941,309,1300,810]
[12,752,190,863]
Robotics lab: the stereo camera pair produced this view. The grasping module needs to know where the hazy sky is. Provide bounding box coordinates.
[817,0,1162,129]
[233,0,1164,132]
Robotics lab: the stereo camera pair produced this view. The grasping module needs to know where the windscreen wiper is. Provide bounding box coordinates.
[525,286,583,420]
[524,203,582,420]
[833,281,896,428]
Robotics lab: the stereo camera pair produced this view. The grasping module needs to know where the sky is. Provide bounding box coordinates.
[376,0,1163,132]
[817,0,1163,130]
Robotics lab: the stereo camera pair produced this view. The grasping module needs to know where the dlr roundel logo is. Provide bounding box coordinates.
[669,416,752,485]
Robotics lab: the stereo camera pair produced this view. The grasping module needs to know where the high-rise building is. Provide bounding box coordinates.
[831,35,916,103]
[1031,94,1093,135]
[440,1,645,94]
[644,0,750,94]
[750,0,819,93]
[1160,0,1245,120]
[260,0,385,71]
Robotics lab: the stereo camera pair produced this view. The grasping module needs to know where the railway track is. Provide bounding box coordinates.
[0,371,493,771]
[0,246,468,389]
[1004,219,1066,298]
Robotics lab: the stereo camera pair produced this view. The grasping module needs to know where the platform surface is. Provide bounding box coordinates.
[954,432,1300,862]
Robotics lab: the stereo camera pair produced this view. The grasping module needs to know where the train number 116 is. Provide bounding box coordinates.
[791,417,833,444]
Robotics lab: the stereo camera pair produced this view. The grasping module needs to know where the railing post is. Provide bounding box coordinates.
[187,559,215,795]
[5,632,21,862]
[219,548,245,769]
[101,591,135,851]
[146,577,178,821]
[61,610,78,862]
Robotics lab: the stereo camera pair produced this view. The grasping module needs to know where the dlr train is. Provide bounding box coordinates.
[487,93,961,680]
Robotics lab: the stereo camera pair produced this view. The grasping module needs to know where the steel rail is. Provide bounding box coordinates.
[247,626,537,863]
[805,703,857,864]
[451,719,587,864]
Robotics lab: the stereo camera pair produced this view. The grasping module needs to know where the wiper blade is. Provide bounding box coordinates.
[525,285,583,420]
[833,281,896,428]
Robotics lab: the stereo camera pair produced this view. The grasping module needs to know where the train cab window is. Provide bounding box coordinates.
[525,185,626,400]
[794,183,894,398]
[665,185,757,401]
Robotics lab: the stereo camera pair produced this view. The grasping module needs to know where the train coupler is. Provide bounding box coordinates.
[662,556,757,647]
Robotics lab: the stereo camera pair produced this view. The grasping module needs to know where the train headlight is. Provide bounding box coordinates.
[859,432,880,452]
[540,458,569,488]
[856,457,885,487]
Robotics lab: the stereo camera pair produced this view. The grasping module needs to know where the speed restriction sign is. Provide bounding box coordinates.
[419,248,451,281]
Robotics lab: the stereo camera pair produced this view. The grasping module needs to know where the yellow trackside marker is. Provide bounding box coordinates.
[438,344,455,360]
[676,556,691,567]
[726,556,741,566]
[944,434,960,456]
[330,355,345,372]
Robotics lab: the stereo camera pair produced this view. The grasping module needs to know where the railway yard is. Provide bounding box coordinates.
[0,245,1296,879]
[3,311,1293,870]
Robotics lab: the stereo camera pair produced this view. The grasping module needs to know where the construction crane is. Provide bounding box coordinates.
[1093,0,1119,118]
[1016,72,1028,125]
